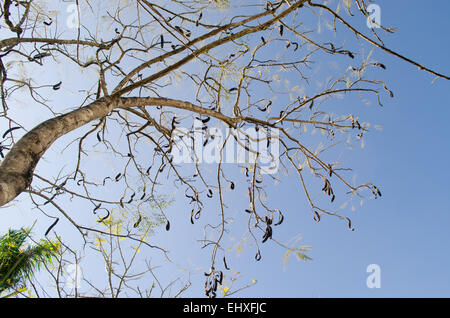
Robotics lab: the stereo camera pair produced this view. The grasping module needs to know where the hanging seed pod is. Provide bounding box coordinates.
[313,211,321,222]
[279,24,284,36]
[223,256,230,270]
[374,62,386,69]
[93,203,101,213]
[274,210,284,226]
[255,250,262,261]
[115,173,122,181]
[45,218,59,236]
[345,217,355,231]
[102,177,111,186]
[230,181,235,190]
[97,210,110,223]
[127,193,136,204]
[166,220,171,231]
[52,81,62,90]
[2,126,21,139]
[133,214,142,228]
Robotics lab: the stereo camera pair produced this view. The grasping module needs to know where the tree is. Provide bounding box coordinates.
[0,228,59,297]
[0,0,447,297]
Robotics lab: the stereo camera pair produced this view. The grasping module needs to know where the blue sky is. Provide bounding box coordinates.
[1,1,449,298]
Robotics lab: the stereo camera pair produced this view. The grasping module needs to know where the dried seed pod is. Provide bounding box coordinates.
[2,126,21,139]
[274,211,284,226]
[52,81,62,90]
[346,217,355,231]
[313,211,321,222]
[133,214,142,228]
[93,203,101,213]
[127,192,135,204]
[45,218,59,236]
[97,210,110,223]
[223,256,230,270]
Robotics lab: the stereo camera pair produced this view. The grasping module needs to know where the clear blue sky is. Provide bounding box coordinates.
[1,1,449,298]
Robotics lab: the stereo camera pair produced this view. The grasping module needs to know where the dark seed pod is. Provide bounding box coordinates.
[223,256,230,270]
[166,220,171,231]
[255,250,262,261]
[230,182,235,190]
[207,189,213,198]
[133,214,142,228]
[127,192,135,204]
[2,126,21,139]
[274,211,284,226]
[346,217,355,231]
[33,52,51,60]
[97,210,110,223]
[160,35,164,48]
[93,203,101,213]
[52,81,62,90]
[102,177,111,186]
[216,271,223,285]
[115,173,122,181]
[313,211,321,222]
[45,218,59,236]
[279,24,284,36]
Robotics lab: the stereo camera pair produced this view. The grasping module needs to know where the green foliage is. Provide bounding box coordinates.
[0,228,59,295]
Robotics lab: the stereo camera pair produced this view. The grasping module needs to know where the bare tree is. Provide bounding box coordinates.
[0,0,447,297]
